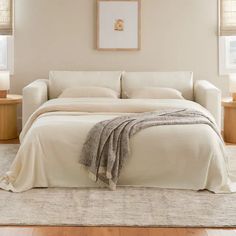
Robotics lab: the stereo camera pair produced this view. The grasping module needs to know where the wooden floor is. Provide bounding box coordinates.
[0,227,236,236]
[1,139,236,235]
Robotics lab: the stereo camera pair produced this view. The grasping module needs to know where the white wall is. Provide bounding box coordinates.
[11,0,229,95]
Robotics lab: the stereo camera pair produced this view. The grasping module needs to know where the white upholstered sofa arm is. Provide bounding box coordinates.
[22,79,49,126]
[194,80,221,129]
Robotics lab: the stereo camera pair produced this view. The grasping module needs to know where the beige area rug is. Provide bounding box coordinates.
[0,144,236,227]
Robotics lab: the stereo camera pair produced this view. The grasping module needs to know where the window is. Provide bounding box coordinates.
[219,36,236,75]
[219,0,236,75]
[226,37,236,67]
[0,0,14,73]
[0,36,7,70]
[0,35,13,73]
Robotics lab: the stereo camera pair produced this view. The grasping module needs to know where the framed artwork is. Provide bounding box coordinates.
[96,0,141,51]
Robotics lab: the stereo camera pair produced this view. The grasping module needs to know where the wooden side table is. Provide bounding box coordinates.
[0,94,22,140]
[222,98,236,144]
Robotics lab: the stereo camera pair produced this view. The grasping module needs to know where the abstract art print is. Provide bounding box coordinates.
[97,0,141,51]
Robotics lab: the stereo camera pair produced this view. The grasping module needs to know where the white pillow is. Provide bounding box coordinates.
[59,87,119,98]
[130,87,184,99]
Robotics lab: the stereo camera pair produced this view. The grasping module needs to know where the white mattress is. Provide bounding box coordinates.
[0,98,235,193]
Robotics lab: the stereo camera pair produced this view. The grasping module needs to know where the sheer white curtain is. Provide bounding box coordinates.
[0,0,13,35]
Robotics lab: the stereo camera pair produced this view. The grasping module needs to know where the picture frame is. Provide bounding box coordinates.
[96,0,141,51]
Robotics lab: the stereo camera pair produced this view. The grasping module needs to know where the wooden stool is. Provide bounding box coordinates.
[222,98,236,144]
[0,94,22,140]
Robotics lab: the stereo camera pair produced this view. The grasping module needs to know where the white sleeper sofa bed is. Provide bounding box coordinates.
[1,71,234,193]
[22,71,221,128]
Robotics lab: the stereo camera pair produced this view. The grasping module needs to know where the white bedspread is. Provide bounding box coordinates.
[1,98,236,193]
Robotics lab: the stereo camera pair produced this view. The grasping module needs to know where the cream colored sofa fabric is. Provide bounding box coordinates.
[122,72,193,100]
[130,87,184,99]
[22,71,221,128]
[59,87,119,98]
[49,71,122,99]
[22,79,49,126]
[194,80,221,129]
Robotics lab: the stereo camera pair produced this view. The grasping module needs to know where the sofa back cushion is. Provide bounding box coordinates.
[49,71,122,99]
[122,72,193,100]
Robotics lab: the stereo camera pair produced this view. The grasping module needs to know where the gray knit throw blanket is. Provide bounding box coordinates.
[79,108,221,190]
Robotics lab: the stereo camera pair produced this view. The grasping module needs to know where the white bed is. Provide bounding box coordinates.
[1,71,235,193]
